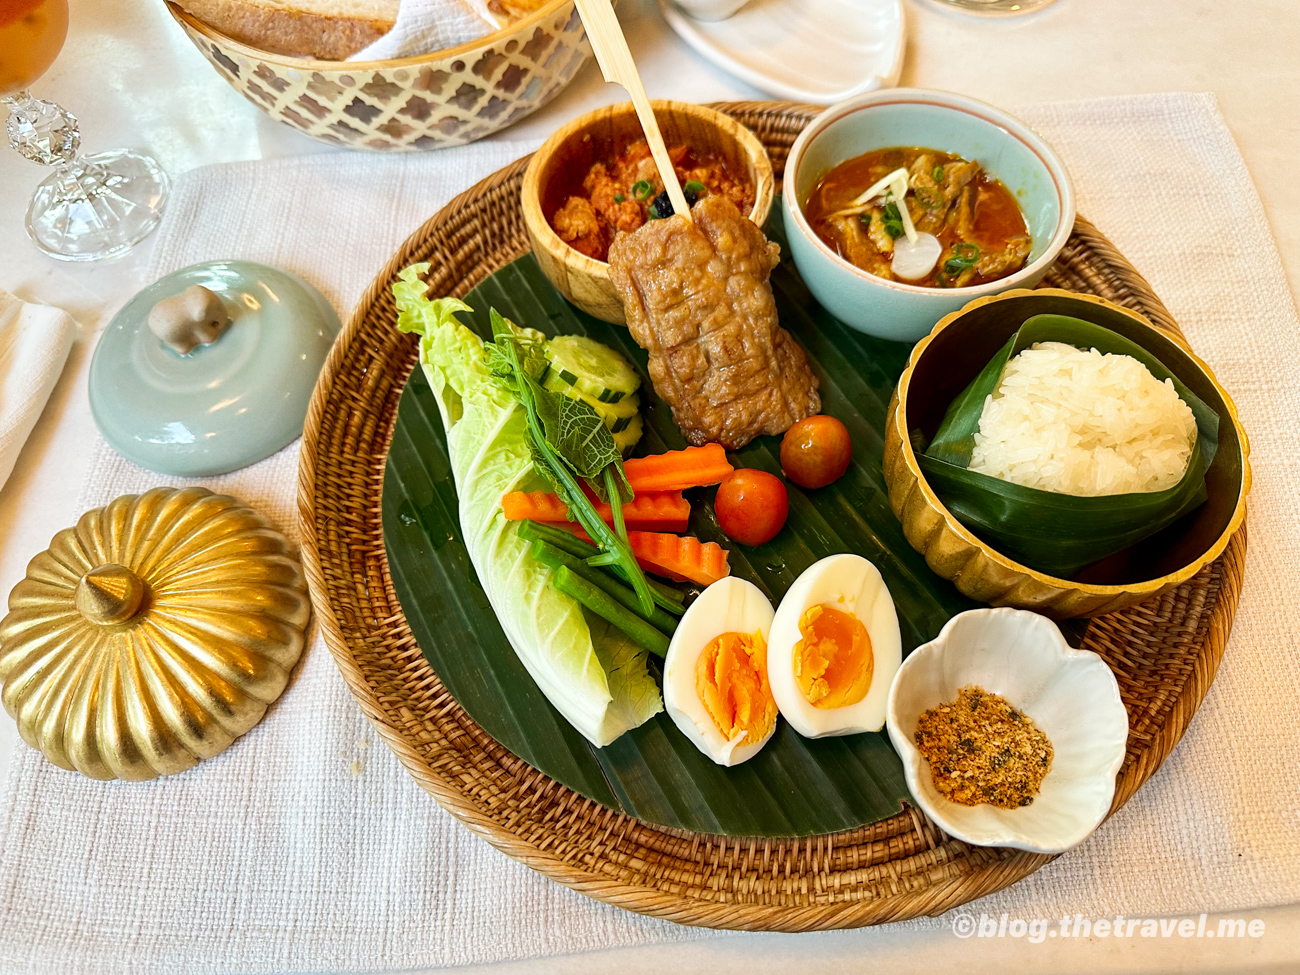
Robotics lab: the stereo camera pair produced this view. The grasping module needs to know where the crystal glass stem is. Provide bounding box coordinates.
[5,90,169,262]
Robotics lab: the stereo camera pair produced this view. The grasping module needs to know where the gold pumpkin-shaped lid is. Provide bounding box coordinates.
[0,487,310,781]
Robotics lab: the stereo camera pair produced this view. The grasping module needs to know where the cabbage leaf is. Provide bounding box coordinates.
[393,264,662,745]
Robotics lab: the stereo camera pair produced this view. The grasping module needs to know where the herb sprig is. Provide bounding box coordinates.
[484,312,654,615]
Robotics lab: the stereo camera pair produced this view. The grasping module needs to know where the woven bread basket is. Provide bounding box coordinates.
[166,0,591,151]
[297,101,1247,929]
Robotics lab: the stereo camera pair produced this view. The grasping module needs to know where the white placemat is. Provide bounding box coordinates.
[1,93,1298,974]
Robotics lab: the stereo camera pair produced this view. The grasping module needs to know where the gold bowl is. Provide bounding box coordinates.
[882,288,1250,619]
[165,0,591,151]
[521,99,775,325]
[0,488,310,780]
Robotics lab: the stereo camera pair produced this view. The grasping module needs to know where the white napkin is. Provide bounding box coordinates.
[1,94,1299,974]
[0,291,75,494]
[349,0,494,60]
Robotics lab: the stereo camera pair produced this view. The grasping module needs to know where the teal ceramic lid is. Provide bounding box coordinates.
[89,261,340,477]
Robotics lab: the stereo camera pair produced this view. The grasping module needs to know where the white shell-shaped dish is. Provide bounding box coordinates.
[886,608,1128,854]
[657,0,905,106]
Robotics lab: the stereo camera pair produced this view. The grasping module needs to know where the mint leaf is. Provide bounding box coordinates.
[557,395,620,478]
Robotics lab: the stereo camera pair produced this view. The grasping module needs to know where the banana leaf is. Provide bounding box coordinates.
[383,219,982,837]
[920,314,1220,578]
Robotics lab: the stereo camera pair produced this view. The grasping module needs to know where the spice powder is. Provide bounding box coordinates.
[914,685,1053,808]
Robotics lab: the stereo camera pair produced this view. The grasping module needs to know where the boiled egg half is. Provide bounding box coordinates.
[767,554,901,737]
[663,577,778,766]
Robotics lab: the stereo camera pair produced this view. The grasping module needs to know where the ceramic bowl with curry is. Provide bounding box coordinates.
[783,88,1076,343]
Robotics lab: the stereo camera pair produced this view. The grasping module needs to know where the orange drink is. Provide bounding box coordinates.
[0,0,69,96]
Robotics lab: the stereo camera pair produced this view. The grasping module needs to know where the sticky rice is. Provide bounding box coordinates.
[968,342,1196,497]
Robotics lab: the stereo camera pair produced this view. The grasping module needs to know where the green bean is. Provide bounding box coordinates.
[553,567,670,658]
[516,520,686,615]
[531,541,678,636]
[517,519,594,559]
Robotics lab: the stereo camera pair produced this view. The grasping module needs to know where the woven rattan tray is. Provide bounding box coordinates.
[297,101,1247,930]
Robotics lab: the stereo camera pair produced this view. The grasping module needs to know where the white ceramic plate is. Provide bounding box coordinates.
[657,0,906,106]
[886,608,1129,854]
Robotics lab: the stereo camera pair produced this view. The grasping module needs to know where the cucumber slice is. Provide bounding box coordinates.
[542,369,639,419]
[545,335,641,403]
[538,337,643,454]
[612,413,644,455]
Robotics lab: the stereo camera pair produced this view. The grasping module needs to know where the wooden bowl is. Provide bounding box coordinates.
[521,100,775,325]
[882,288,1251,619]
[164,0,591,152]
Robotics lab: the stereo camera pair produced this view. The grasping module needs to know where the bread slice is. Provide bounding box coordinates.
[479,0,552,27]
[176,0,401,60]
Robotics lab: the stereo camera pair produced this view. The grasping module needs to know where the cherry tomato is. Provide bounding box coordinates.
[780,415,853,489]
[715,469,789,546]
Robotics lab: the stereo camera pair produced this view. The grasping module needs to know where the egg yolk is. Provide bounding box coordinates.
[695,631,778,746]
[793,604,873,709]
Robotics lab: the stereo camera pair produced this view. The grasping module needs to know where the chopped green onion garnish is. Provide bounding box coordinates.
[683,179,706,195]
[614,193,625,204]
[632,180,654,201]
[932,165,944,182]
[881,201,905,239]
[943,242,980,275]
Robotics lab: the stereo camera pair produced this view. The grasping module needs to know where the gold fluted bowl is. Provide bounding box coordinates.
[0,487,311,780]
[882,288,1251,619]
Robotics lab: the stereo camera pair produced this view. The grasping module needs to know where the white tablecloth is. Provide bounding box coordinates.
[3,1,1300,972]
[1,90,1298,974]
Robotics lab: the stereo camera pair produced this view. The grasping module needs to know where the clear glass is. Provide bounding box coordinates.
[919,0,1060,16]
[2,0,169,262]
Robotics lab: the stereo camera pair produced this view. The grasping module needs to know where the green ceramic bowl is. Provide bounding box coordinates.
[782,89,1075,343]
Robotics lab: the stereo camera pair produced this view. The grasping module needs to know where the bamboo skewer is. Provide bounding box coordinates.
[573,0,693,222]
